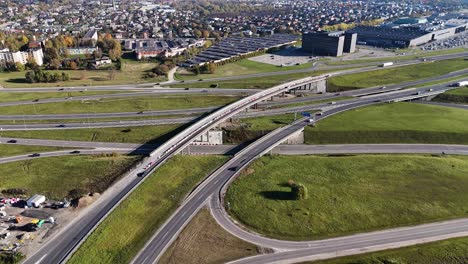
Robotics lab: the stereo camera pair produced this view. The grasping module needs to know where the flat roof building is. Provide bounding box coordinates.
[302,31,357,57]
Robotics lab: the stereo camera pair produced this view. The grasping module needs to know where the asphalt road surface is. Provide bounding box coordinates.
[228,218,468,264]
[129,85,462,264]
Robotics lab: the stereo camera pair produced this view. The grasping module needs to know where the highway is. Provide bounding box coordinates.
[22,74,338,264]
[130,84,457,264]
[0,78,462,131]
[228,218,468,264]
[161,51,468,86]
[0,88,255,107]
[18,56,466,264]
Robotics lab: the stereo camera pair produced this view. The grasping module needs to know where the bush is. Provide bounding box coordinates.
[25,69,67,83]
[291,183,308,200]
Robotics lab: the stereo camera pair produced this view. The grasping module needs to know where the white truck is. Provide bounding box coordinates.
[455,81,468,87]
[380,62,394,67]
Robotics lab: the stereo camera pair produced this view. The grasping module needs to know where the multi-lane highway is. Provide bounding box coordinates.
[129,84,458,264]
[22,74,334,264]
[16,53,467,264]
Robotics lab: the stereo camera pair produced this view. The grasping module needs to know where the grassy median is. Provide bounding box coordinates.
[305,102,468,145]
[0,95,238,115]
[314,236,468,264]
[0,144,67,158]
[0,91,121,103]
[0,155,139,199]
[226,154,468,241]
[327,58,468,91]
[1,124,182,144]
[159,208,261,264]
[68,155,228,264]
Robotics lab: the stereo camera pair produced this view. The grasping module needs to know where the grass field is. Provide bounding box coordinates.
[314,236,468,264]
[0,61,164,88]
[1,124,182,144]
[0,144,68,158]
[0,91,121,103]
[305,102,468,145]
[226,154,468,241]
[68,155,228,264]
[0,95,239,115]
[0,155,139,199]
[327,58,468,91]
[176,59,314,81]
[159,208,261,264]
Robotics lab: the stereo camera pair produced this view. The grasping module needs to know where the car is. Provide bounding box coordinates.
[198,79,203,81]
[428,88,433,92]
[7,140,17,143]
[137,111,144,114]
[380,86,386,89]
[59,88,64,91]
[180,80,185,83]
[70,150,81,154]
[32,99,39,102]
[201,89,208,93]
[30,153,40,157]
[316,112,323,116]
[329,101,336,105]
[335,93,341,96]
[184,88,190,90]
[57,124,66,128]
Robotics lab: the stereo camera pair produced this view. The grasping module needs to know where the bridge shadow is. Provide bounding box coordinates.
[259,191,294,201]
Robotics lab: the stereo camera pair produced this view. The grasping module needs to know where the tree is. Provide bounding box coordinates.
[14,62,25,72]
[69,61,78,70]
[194,29,202,39]
[25,71,36,83]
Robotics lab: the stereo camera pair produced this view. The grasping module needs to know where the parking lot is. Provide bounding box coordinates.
[248,46,318,66]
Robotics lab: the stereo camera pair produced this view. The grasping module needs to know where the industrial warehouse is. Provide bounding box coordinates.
[347,16,468,48]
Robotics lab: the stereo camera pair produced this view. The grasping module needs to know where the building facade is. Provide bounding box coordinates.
[0,48,44,66]
[302,31,357,57]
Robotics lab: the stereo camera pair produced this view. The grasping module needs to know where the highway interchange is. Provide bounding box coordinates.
[0,51,464,264]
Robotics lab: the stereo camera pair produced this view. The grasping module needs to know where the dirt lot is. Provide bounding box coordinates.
[0,194,99,257]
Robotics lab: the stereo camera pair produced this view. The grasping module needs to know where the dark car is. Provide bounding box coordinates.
[30,153,40,157]
[7,140,17,143]
[70,150,81,154]
[57,124,66,128]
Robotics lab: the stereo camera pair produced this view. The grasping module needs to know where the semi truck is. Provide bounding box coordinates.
[380,62,394,67]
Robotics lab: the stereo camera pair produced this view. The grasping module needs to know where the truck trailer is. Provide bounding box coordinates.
[380,62,394,67]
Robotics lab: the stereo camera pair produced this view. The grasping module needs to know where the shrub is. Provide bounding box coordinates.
[291,183,308,200]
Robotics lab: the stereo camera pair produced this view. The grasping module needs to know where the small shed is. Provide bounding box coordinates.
[26,194,46,208]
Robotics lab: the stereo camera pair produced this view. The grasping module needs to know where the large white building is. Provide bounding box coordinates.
[0,48,44,66]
